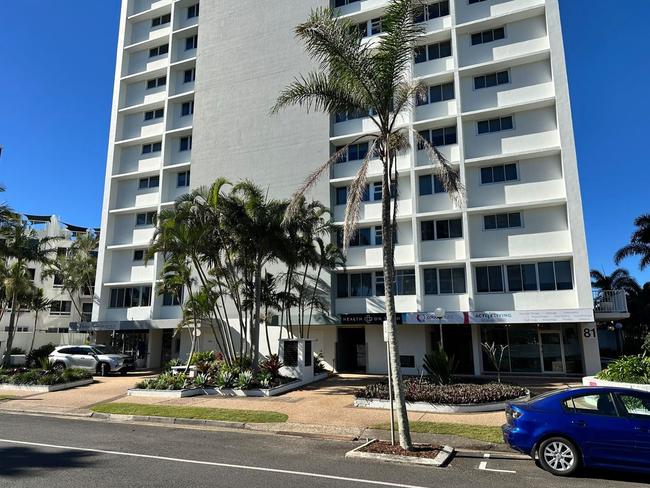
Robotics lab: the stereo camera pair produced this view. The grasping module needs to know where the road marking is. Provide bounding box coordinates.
[0,438,431,488]
[478,453,516,474]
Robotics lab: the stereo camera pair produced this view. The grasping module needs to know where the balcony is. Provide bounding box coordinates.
[593,290,630,321]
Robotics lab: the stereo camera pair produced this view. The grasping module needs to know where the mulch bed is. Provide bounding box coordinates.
[360,440,441,458]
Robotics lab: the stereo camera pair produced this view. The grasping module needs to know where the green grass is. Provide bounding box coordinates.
[373,421,504,444]
[91,402,288,424]
[0,395,15,401]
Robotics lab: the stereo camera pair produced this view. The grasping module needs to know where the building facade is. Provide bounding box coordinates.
[0,216,92,355]
[94,0,626,375]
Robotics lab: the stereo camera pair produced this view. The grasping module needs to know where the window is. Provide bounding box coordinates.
[414,1,449,23]
[336,273,348,298]
[144,108,164,121]
[474,70,509,89]
[423,218,462,240]
[50,301,72,316]
[483,212,521,230]
[181,101,194,116]
[538,261,556,291]
[135,212,156,226]
[375,271,385,296]
[506,264,538,292]
[374,226,383,246]
[418,126,457,148]
[341,227,374,247]
[477,116,513,134]
[151,13,171,27]
[480,163,518,184]
[469,0,487,4]
[618,394,650,419]
[335,187,347,205]
[149,44,169,57]
[82,303,93,322]
[395,269,416,295]
[471,27,505,46]
[423,268,438,295]
[142,141,162,154]
[185,35,198,50]
[400,355,416,368]
[177,171,191,188]
[184,68,196,83]
[440,267,466,294]
[138,175,159,189]
[47,327,69,334]
[109,286,152,308]
[417,82,454,106]
[335,108,373,123]
[476,266,504,293]
[350,273,372,297]
[335,142,369,163]
[564,394,618,416]
[180,136,192,151]
[146,76,166,89]
[163,288,183,306]
[554,261,573,290]
[335,0,360,6]
[53,273,64,287]
[27,268,36,281]
[414,40,452,64]
[187,3,199,18]
[133,249,145,261]
[57,247,67,257]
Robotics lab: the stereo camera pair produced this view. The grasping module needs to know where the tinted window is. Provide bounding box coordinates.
[538,262,556,290]
[567,393,618,416]
[618,394,650,418]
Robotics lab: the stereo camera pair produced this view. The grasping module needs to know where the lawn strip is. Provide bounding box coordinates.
[372,421,504,444]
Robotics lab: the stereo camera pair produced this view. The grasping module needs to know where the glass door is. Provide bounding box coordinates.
[540,331,565,373]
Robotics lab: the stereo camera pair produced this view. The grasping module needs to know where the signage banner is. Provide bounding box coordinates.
[403,309,595,325]
[340,313,403,325]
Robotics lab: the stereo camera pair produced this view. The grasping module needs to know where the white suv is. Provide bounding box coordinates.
[49,345,134,376]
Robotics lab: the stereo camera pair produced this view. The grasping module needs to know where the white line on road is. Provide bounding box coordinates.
[478,453,516,474]
[0,438,430,488]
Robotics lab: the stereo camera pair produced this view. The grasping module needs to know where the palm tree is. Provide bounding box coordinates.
[272,0,463,449]
[28,288,53,353]
[0,220,57,366]
[615,214,650,270]
[590,268,640,296]
[42,232,98,319]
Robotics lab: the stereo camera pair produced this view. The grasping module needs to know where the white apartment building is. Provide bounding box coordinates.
[0,216,92,355]
[94,0,627,376]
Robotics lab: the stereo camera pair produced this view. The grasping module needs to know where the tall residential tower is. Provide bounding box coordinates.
[92,0,628,375]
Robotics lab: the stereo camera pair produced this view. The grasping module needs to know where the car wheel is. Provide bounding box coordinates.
[53,362,66,372]
[538,437,580,476]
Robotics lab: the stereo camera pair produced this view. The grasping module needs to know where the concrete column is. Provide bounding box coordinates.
[579,322,601,376]
[471,324,482,376]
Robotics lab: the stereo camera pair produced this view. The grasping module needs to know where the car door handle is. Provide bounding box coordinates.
[571,420,587,427]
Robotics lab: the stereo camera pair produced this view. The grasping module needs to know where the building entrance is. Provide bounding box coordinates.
[336,327,366,373]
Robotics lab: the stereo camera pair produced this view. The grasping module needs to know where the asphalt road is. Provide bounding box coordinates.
[0,413,647,488]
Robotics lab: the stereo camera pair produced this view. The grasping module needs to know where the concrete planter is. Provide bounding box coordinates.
[354,394,530,413]
[346,439,455,467]
[127,372,328,399]
[0,378,94,393]
[582,376,650,392]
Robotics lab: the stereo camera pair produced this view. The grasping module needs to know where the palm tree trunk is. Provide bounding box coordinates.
[2,293,18,367]
[306,262,323,339]
[264,303,272,354]
[381,148,412,451]
[29,311,39,354]
[251,256,263,371]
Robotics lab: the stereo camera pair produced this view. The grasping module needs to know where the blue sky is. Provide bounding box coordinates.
[0,1,648,283]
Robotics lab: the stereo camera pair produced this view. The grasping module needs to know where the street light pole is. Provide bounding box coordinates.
[434,307,445,350]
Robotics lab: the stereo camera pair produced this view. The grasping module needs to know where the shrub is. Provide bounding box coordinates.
[0,367,90,386]
[189,351,215,365]
[596,355,650,384]
[256,372,272,388]
[313,353,326,374]
[237,370,254,390]
[136,372,187,390]
[643,333,650,356]
[10,347,25,355]
[356,378,528,405]
[193,372,210,388]
[162,358,182,372]
[260,354,283,378]
[26,344,56,368]
[423,345,458,385]
[216,370,236,388]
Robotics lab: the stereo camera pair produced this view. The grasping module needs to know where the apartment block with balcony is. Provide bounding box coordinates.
[93,0,619,376]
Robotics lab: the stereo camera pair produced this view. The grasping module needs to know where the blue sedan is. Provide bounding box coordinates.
[502,386,650,476]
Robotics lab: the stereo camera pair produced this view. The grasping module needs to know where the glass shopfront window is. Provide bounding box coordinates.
[480,324,584,375]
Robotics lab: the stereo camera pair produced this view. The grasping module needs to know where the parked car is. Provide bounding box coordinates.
[503,387,650,476]
[49,345,134,376]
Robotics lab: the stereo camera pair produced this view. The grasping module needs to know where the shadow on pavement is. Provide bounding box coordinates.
[580,468,650,484]
[0,446,96,477]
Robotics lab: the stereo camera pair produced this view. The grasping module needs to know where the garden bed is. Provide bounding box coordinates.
[355,379,529,413]
[0,367,94,393]
[346,439,454,467]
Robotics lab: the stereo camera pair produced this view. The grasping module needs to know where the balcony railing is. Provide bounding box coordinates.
[593,289,628,314]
